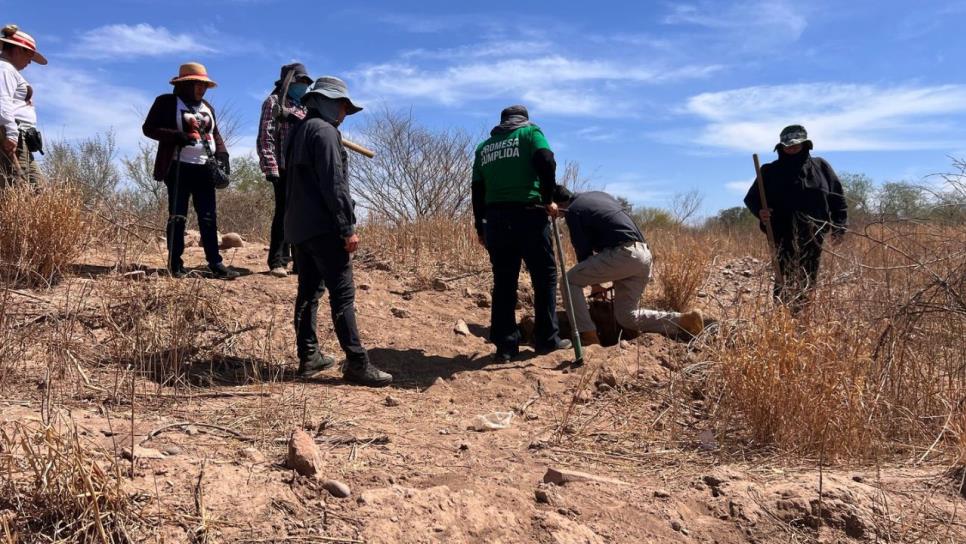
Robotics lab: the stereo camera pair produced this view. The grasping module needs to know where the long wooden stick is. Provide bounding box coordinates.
[342,138,375,158]
[753,154,782,282]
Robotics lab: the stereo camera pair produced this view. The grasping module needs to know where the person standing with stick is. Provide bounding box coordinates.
[258,63,312,278]
[283,76,392,386]
[743,125,848,313]
[472,105,571,362]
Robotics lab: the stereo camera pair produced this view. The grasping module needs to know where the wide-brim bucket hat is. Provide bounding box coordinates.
[170,62,217,87]
[0,25,48,65]
[774,124,812,151]
[303,76,363,114]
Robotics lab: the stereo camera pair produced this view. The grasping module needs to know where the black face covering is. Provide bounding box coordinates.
[173,82,202,107]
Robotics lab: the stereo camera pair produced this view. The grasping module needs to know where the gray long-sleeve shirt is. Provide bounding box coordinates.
[564,191,644,262]
[283,114,355,244]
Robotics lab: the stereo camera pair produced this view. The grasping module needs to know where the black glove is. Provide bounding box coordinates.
[215,152,230,176]
[266,174,280,184]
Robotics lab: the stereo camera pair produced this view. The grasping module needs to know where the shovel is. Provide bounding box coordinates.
[551,217,584,366]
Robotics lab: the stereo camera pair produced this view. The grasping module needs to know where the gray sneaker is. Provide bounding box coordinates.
[269,266,288,278]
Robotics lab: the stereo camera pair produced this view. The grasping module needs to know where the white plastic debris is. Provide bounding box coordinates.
[468,411,514,432]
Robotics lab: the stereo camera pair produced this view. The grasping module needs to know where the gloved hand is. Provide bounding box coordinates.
[175,132,196,147]
[215,152,230,176]
[266,174,280,184]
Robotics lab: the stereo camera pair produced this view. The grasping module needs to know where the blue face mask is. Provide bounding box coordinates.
[287,82,309,104]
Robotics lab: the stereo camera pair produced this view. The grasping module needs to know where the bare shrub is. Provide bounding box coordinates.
[669,189,704,225]
[41,132,121,203]
[350,108,474,225]
[0,182,91,287]
[0,417,148,541]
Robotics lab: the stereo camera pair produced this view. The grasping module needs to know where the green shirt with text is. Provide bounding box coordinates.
[472,125,550,205]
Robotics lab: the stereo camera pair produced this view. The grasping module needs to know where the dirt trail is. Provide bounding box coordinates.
[1,241,963,543]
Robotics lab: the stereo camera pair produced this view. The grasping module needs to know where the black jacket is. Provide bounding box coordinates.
[744,152,848,241]
[283,112,355,244]
[564,191,644,262]
[142,94,228,182]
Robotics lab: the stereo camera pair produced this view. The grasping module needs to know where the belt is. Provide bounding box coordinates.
[610,239,645,250]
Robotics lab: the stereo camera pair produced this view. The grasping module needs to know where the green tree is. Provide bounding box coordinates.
[839,172,875,219]
[877,181,926,219]
[705,206,758,229]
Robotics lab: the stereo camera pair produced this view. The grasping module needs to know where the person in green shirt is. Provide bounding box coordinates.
[471,105,571,361]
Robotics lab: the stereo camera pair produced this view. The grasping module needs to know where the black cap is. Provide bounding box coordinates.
[551,184,574,204]
[500,104,529,122]
[275,63,311,86]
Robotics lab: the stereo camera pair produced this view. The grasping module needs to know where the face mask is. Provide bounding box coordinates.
[287,82,309,103]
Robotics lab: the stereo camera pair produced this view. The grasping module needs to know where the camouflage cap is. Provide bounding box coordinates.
[776,124,811,149]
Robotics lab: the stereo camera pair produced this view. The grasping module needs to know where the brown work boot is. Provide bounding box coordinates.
[579,330,600,346]
[676,310,705,337]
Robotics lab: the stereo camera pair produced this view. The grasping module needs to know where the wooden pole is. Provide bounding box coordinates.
[342,138,375,159]
[753,153,782,283]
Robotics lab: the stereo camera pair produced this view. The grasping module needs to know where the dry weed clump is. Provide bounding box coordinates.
[711,219,966,461]
[716,310,878,457]
[649,229,715,311]
[0,182,91,287]
[97,277,240,389]
[0,418,148,542]
[361,216,488,282]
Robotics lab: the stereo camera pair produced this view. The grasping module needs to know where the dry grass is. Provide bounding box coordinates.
[0,183,91,287]
[648,228,717,311]
[92,277,264,392]
[0,416,149,542]
[360,216,488,284]
[709,220,966,461]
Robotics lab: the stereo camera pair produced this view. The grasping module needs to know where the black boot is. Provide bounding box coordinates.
[208,262,239,280]
[535,338,572,355]
[297,352,336,378]
[342,358,392,387]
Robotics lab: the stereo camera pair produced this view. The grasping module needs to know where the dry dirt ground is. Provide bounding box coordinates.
[2,238,964,543]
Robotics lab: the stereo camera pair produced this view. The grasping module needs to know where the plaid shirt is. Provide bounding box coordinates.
[256,93,306,177]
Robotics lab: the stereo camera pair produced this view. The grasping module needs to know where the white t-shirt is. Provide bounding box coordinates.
[173,97,216,165]
[0,58,36,142]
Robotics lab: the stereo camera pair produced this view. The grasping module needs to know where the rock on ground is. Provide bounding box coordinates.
[286,429,323,477]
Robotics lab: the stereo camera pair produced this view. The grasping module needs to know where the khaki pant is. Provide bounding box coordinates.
[0,135,42,189]
[563,241,684,336]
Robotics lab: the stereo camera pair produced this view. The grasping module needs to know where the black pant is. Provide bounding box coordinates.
[774,232,824,311]
[268,171,292,269]
[484,207,561,354]
[293,235,366,363]
[165,161,222,270]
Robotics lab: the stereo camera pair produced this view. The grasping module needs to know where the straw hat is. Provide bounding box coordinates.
[0,25,47,65]
[169,62,217,87]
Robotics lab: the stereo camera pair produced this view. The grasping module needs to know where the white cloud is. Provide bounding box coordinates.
[664,0,808,40]
[725,180,752,193]
[69,24,217,59]
[685,83,966,152]
[352,55,720,116]
[572,126,621,142]
[602,173,670,206]
[30,66,151,157]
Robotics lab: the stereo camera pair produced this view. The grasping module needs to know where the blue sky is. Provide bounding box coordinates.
[8,0,966,216]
